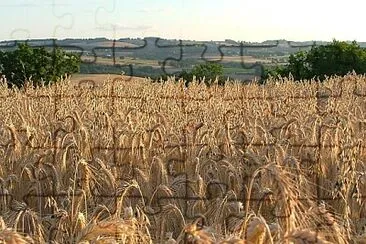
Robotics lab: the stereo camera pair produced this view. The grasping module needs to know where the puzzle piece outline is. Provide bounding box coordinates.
[1,3,359,241]
[51,0,75,38]
[94,0,117,31]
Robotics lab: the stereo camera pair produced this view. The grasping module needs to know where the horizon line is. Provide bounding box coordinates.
[0,36,362,44]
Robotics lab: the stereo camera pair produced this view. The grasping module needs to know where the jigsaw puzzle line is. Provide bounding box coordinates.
[51,0,74,37]
[2,3,364,241]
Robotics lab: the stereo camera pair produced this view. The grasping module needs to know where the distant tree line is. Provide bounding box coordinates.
[2,40,365,88]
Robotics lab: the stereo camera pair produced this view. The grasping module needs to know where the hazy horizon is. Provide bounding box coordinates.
[1,0,365,42]
[0,36,350,43]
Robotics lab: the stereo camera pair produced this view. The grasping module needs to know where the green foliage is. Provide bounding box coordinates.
[261,65,285,82]
[180,62,224,86]
[262,40,366,82]
[0,43,81,87]
[191,62,223,82]
[156,62,224,86]
[177,70,193,85]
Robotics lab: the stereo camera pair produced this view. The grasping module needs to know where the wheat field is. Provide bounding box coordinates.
[0,74,365,243]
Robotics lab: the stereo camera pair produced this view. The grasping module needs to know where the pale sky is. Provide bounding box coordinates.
[0,0,364,42]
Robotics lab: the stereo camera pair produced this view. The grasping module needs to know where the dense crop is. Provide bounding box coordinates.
[0,74,365,243]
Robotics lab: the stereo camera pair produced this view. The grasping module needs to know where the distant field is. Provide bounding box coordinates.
[81,56,161,68]
[81,55,271,67]
[70,40,139,48]
[223,67,254,74]
[205,55,272,63]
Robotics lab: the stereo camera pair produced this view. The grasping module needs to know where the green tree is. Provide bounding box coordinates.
[0,43,81,87]
[176,62,223,86]
[262,40,366,82]
[191,62,223,84]
[158,62,225,86]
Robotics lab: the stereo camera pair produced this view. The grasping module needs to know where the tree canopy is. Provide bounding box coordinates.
[0,43,81,87]
[179,62,224,86]
[262,40,366,81]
